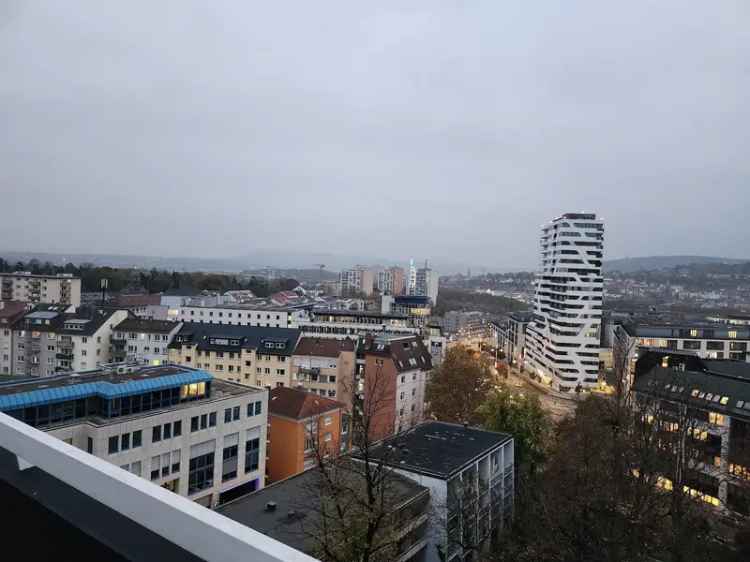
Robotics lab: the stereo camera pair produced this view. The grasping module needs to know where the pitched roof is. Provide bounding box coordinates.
[293,337,355,358]
[114,317,179,334]
[168,322,300,356]
[13,305,118,336]
[268,387,343,420]
[0,301,28,324]
[362,335,432,372]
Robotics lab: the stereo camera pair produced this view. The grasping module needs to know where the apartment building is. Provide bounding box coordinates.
[111,318,182,365]
[12,305,129,377]
[114,293,170,320]
[176,304,301,328]
[291,337,356,405]
[0,364,268,508]
[0,301,27,375]
[168,323,301,389]
[218,460,430,562]
[297,309,419,340]
[339,267,375,296]
[266,386,346,481]
[632,351,750,516]
[525,212,605,392]
[361,334,432,441]
[362,422,515,562]
[377,266,406,296]
[493,311,533,368]
[0,272,81,307]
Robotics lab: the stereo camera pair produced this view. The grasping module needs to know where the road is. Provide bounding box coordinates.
[495,363,578,422]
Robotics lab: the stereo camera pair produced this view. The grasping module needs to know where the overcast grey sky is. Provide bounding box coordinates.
[1,1,748,270]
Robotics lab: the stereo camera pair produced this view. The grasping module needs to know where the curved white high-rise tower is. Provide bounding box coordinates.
[525,213,604,392]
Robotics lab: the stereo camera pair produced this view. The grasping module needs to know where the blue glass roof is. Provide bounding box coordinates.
[0,370,212,411]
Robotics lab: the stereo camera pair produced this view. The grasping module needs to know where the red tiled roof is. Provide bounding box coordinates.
[269,387,343,420]
[293,337,355,358]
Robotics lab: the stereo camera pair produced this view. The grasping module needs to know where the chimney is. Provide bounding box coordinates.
[265,501,277,512]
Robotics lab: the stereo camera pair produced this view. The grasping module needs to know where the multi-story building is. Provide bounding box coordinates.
[297,309,419,340]
[176,304,301,328]
[12,305,129,376]
[291,337,356,404]
[361,334,432,441]
[168,323,301,389]
[524,213,605,392]
[111,318,183,365]
[217,459,431,562]
[632,351,750,516]
[339,267,375,296]
[266,387,346,481]
[377,266,406,296]
[114,293,170,320]
[444,310,486,337]
[496,312,533,367]
[0,364,268,508]
[0,301,28,375]
[412,266,439,305]
[0,272,81,306]
[362,422,515,562]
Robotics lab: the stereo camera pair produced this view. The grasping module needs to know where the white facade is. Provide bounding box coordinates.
[339,267,375,296]
[525,213,604,392]
[394,368,428,434]
[0,273,81,306]
[0,327,13,374]
[413,267,439,305]
[112,321,183,365]
[177,305,302,328]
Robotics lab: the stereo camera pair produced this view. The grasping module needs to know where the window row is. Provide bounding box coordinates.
[109,430,143,454]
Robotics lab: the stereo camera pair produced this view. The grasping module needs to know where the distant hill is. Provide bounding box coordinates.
[604,256,748,273]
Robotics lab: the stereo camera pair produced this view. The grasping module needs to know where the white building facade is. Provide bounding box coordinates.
[524,213,604,392]
[0,272,81,306]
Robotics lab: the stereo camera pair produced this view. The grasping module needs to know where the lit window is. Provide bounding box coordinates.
[729,331,738,339]
[691,389,699,397]
[689,329,698,337]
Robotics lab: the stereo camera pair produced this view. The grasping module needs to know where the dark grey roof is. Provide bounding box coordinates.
[216,465,428,555]
[361,421,513,479]
[13,305,118,336]
[169,322,301,356]
[0,446,202,562]
[114,317,178,333]
[623,322,750,340]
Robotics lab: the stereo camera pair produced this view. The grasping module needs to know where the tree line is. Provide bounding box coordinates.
[0,258,298,297]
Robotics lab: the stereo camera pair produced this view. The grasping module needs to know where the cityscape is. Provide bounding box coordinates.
[2,3,749,562]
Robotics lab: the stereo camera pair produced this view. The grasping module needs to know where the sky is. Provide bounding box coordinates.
[1,1,749,271]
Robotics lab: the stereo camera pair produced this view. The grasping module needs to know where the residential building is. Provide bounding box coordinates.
[0,364,268,508]
[444,310,486,337]
[361,422,515,562]
[217,461,430,562]
[339,267,375,296]
[297,309,419,340]
[114,293,169,320]
[384,295,433,323]
[377,266,406,295]
[12,305,129,376]
[361,334,432,441]
[176,304,301,328]
[632,351,750,516]
[0,272,81,306]
[496,312,533,367]
[291,337,356,404]
[524,213,605,392]
[266,387,346,481]
[168,323,301,389]
[111,317,183,365]
[412,266,439,305]
[0,301,27,375]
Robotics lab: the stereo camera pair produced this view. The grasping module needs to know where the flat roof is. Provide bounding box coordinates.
[361,421,513,479]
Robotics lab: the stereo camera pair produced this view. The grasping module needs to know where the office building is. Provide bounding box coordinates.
[291,337,356,404]
[377,266,406,295]
[632,351,750,516]
[12,305,129,377]
[339,267,375,297]
[266,387,346,481]
[0,272,81,307]
[0,301,27,374]
[217,460,430,562]
[524,213,605,392]
[361,334,432,441]
[168,323,301,389]
[412,266,439,305]
[111,318,183,365]
[0,364,268,508]
[361,422,515,562]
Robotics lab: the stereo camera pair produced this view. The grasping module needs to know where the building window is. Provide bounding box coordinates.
[200,414,208,430]
[133,430,142,448]
[233,406,240,421]
[245,438,260,473]
[108,436,119,454]
[255,401,262,416]
[153,426,162,443]
[191,416,199,432]
[189,452,215,493]
[87,437,93,454]
[324,416,332,426]
[709,412,726,426]
[151,455,160,480]
[222,444,239,482]
[173,421,181,437]
[729,331,738,339]
[224,408,232,423]
[121,433,130,451]
[163,423,172,439]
